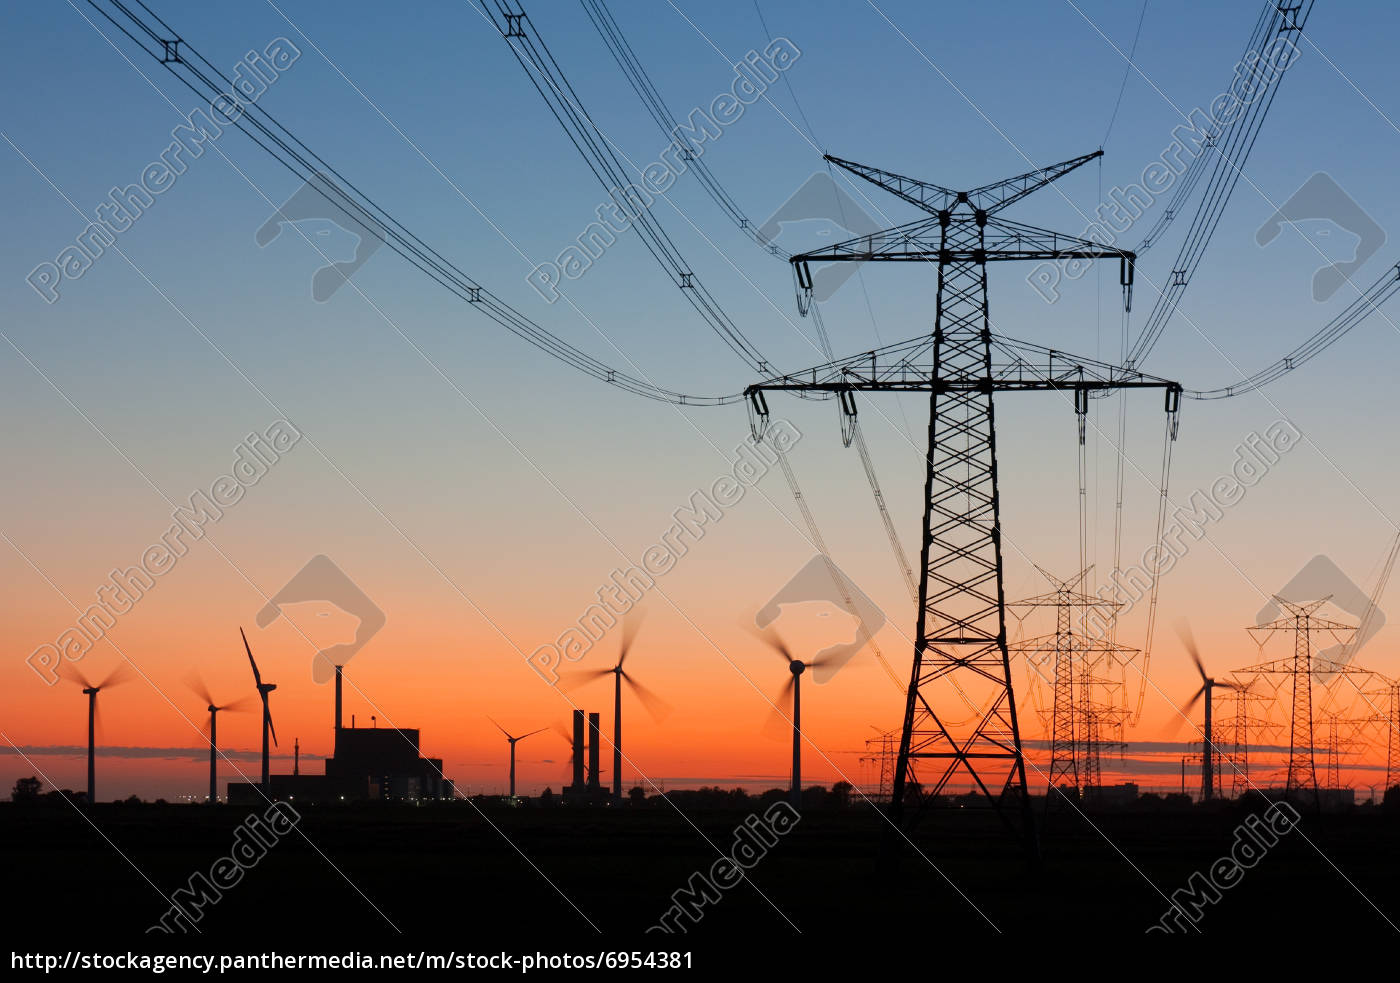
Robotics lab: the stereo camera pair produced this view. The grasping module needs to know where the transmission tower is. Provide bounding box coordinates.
[1009,567,1134,800]
[747,150,1181,854]
[1320,712,1355,790]
[861,727,899,802]
[1388,681,1400,792]
[1345,677,1400,795]
[1241,597,1357,805]
[1220,677,1275,798]
[1080,679,1130,794]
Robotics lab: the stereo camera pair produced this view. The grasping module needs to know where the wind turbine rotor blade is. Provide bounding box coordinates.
[1175,620,1207,681]
[621,672,671,722]
[486,715,511,739]
[549,727,576,775]
[97,662,136,690]
[746,623,795,664]
[240,627,262,688]
[1167,686,1206,735]
[518,727,548,742]
[185,672,214,708]
[263,696,278,748]
[222,694,257,714]
[618,608,646,668]
[558,668,612,691]
[761,676,796,740]
[61,664,93,690]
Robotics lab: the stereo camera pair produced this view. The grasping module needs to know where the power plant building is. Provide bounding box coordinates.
[228,668,452,804]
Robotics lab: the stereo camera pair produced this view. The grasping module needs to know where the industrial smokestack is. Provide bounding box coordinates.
[335,665,343,735]
[588,712,601,791]
[571,709,585,790]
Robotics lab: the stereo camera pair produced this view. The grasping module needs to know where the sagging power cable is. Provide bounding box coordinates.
[488,1,775,375]
[88,1,740,406]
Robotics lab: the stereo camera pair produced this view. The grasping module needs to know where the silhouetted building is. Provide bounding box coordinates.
[229,723,452,804]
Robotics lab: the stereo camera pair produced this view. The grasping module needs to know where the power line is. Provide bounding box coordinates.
[88,0,740,406]
[1187,261,1400,400]
[580,0,926,604]
[751,0,823,149]
[1128,0,1316,365]
[1101,0,1149,147]
[579,0,790,259]
[488,1,775,374]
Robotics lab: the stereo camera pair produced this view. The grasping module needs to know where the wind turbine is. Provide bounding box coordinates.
[754,626,830,808]
[187,674,252,804]
[563,611,669,802]
[61,663,132,805]
[240,628,278,790]
[1176,621,1239,801]
[488,718,545,797]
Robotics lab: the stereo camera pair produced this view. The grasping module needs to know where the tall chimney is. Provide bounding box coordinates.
[335,665,343,735]
[571,710,585,790]
[588,712,601,791]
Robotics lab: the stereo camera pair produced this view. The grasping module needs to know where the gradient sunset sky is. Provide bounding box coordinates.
[3,0,1398,801]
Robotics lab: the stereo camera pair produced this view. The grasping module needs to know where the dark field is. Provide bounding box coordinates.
[5,796,1398,953]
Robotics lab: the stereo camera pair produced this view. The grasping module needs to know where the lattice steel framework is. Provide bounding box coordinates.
[1389,682,1400,792]
[748,151,1182,853]
[1009,567,1134,799]
[1220,679,1274,798]
[1242,597,1357,805]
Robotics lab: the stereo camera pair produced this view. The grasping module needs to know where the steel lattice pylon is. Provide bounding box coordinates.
[1389,682,1400,792]
[1009,566,1135,801]
[1242,596,1358,806]
[747,151,1182,855]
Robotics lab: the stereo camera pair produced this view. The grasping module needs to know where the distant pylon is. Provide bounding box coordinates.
[1242,596,1357,806]
[1010,566,1134,799]
[861,727,899,802]
[1223,680,1262,798]
[1389,682,1400,792]
[1081,708,1101,789]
